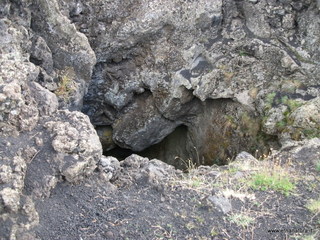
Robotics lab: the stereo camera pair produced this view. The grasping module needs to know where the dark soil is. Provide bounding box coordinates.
[33,153,320,240]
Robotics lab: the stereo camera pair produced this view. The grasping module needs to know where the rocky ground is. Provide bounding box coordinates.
[19,139,320,240]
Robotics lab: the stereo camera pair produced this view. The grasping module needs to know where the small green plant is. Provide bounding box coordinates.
[190,179,202,188]
[275,120,287,130]
[281,95,289,105]
[186,222,197,230]
[227,167,239,174]
[210,227,219,236]
[302,235,317,240]
[55,67,76,100]
[316,161,320,172]
[281,97,303,112]
[250,171,295,196]
[303,129,320,139]
[177,156,197,172]
[306,199,320,214]
[265,92,277,110]
[228,213,254,227]
[239,50,250,57]
[195,216,205,224]
[265,94,306,138]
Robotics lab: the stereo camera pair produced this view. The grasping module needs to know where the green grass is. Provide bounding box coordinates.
[250,172,295,196]
[281,96,303,112]
[210,227,219,236]
[306,199,320,214]
[301,235,317,240]
[316,161,320,172]
[303,129,320,139]
[190,179,202,188]
[239,50,250,56]
[265,92,277,110]
[227,167,239,174]
[228,213,254,227]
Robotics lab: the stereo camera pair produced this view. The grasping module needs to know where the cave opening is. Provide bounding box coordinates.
[99,121,279,171]
[91,98,280,171]
[103,125,191,170]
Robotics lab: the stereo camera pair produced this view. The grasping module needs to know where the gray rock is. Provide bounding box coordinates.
[29,82,58,116]
[263,105,288,135]
[99,156,121,181]
[33,175,58,198]
[208,195,232,214]
[30,36,53,74]
[243,1,271,38]
[0,165,12,184]
[144,159,176,181]
[0,1,320,238]
[31,0,96,109]
[0,1,99,238]
[116,154,178,186]
[273,138,320,170]
[229,151,259,172]
[44,110,102,183]
[112,94,179,151]
[234,152,258,164]
[291,97,320,131]
[0,188,20,213]
[0,156,27,197]
[121,154,149,169]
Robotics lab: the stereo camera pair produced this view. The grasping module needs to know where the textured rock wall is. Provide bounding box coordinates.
[0,1,101,239]
[79,0,319,159]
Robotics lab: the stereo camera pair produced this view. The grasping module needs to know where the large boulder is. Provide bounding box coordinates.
[44,110,102,183]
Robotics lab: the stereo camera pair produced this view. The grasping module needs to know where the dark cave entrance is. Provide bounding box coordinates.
[94,99,280,170]
[103,125,190,170]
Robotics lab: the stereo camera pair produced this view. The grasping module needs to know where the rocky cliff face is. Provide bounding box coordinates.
[79,0,319,162]
[0,0,319,239]
[0,1,100,239]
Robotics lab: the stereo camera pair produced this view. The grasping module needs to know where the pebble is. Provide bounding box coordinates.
[104,231,114,238]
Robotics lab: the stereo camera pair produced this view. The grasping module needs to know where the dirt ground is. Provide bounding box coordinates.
[32,149,320,240]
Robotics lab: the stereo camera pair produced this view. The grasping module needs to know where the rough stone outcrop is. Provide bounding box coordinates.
[79,0,320,160]
[115,154,178,187]
[0,1,101,239]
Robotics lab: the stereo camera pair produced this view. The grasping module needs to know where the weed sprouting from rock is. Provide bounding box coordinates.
[55,67,76,101]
